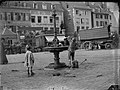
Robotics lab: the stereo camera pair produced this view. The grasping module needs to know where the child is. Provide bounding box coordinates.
[24,45,35,77]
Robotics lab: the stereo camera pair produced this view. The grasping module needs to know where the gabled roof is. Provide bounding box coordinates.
[2,27,17,36]
[73,6,92,10]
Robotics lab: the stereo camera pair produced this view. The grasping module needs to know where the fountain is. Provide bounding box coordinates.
[44,5,68,69]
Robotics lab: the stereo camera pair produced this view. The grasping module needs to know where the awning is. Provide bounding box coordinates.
[45,35,66,42]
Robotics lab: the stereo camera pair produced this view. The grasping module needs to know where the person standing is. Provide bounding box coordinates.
[108,23,112,37]
[24,45,35,77]
[0,38,8,64]
[68,37,77,67]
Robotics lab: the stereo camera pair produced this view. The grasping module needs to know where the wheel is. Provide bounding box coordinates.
[83,41,92,50]
[105,43,112,49]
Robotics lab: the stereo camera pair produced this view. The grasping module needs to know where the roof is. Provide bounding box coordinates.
[89,4,110,14]
[45,35,66,42]
[2,27,17,36]
[79,26,109,40]
[73,6,92,10]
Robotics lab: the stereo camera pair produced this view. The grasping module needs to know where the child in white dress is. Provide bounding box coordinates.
[24,45,35,77]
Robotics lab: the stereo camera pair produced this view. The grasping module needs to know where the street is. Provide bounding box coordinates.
[0,49,120,90]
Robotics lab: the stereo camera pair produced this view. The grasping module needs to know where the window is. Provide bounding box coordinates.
[43,16,48,23]
[50,27,54,30]
[18,13,21,21]
[105,21,107,25]
[0,13,3,20]
[110,15,111,20]
[42,4,47,9]
[100,21,103,26]
[77,26,80,31]
[76,20,80,24]
[96,21,99,26]
[8,40,12,45]
[67,4,69,8]
[104,15,108,19]
[96,14,99,19]
[31,16,35,23]
[81,11,84,15]
[79,10,82,16]
[81,18,84,24]
[86,26,89,29]
[86,18,89,24]
[20,13,24,21]
[33,3,38,9]
[100,15,103,19]
[15,13,18,21]
[23,13,26,21]
[44,27,48,31]
[56,27,59,32]
[26,13,30,21]
[11,12,14,21]
[56,17,59,23]
[13,13,16,20]
[7,13,11,20]
[38,16,41,23]
[81,26,84,30]
[85,11,87,15]
[50,16,53,23]
[23,3,26,7]
[15,2,18,6]
[76,10,79,15]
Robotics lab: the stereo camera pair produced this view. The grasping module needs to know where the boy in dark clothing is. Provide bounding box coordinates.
[68,38,77,67]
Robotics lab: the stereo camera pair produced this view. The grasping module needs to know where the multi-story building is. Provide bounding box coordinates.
[0,1,31,34]
[30,1,64,34]
[73,6,92,31]
[60,2,92,36]
[86,2,112,28]
[0,1,64,35]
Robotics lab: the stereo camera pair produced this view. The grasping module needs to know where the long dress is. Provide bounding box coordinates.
[24,50,34,67]
[0,41,8,64]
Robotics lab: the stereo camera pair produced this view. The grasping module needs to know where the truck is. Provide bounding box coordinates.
[78,26,118,50]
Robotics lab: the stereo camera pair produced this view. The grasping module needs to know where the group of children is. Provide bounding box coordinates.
[24,37,78,77]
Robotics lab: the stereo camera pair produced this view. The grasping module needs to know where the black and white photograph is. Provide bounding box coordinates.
[0,1,119,90]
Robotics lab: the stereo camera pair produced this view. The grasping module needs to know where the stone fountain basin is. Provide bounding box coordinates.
[44,46,68,52]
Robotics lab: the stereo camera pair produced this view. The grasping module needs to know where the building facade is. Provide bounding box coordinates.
[0,1,31,34]
[0,1,117,38]
[73,6,92,31]
[30,1,64,34]
[60,2,92,36]
[0,1,64,35]
[87,2,112,28]
[92,11,109,28]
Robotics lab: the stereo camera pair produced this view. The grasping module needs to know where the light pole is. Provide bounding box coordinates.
[52,5,59,47]
[16,26,20,43]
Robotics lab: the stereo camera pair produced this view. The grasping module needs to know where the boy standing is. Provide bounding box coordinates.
[24,45,35,77]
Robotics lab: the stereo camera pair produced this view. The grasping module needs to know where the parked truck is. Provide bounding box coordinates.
[78,26,118,50]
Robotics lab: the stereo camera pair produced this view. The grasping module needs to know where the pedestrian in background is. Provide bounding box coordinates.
[64,38,69,46]
[24,45,35,77]
[68,37,77,67]
[108,23,112,37]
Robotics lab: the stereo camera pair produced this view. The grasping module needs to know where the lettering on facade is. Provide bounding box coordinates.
[31,11,61,15]
[31,23,59,27]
